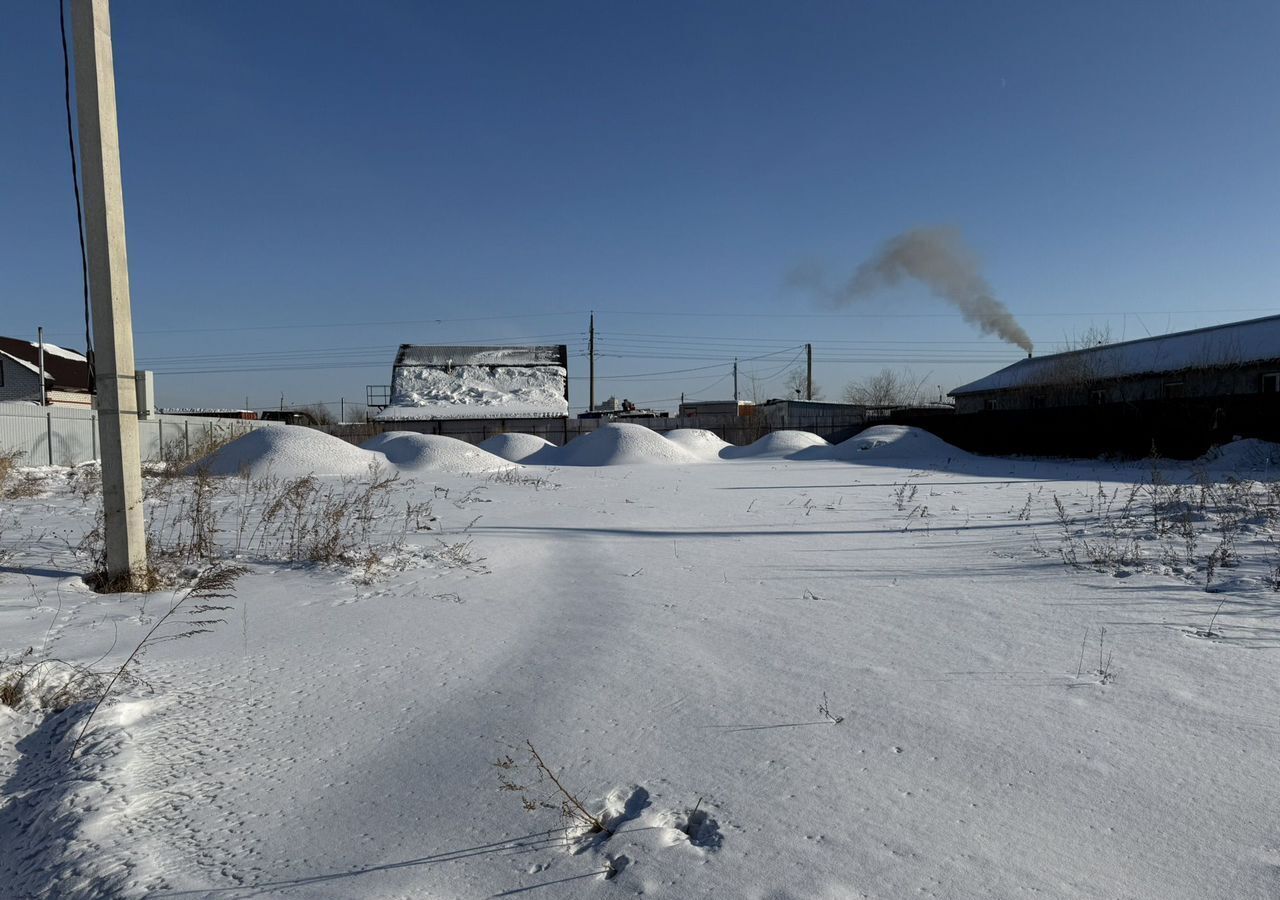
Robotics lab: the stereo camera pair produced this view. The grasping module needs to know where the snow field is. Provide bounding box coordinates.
[3,431,1280,897]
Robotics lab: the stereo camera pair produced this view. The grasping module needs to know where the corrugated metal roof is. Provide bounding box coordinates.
[393,345,567,367]
[951,314,1280,396]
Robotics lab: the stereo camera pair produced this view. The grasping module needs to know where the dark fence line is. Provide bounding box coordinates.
[325,414,869,449]
[326,396,1277,460]
[891,395,1280,460]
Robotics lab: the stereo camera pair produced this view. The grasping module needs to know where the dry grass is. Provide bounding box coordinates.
[144,427,244,481]
[77,462,437,590]
[0,448,42,500]
[0,647,112,713]
[1052,471,1280,593]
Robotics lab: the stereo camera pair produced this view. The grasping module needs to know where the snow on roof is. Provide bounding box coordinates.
[951,314,1280,395]
[0,350,45,378]
[34,342,87,362]
[376,364,568,420]
[394,345,566,367]
[0,336,90,390]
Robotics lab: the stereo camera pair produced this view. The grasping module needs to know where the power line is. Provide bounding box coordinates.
[592,307,1280,320]
[59,0,93,391]
[128,311,584,336]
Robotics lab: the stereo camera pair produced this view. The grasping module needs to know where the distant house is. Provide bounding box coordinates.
[369,344,569,440]
[580,396,669,420]
[677,400,755,419]
[950,315,1280,414]
[0,336,92,408]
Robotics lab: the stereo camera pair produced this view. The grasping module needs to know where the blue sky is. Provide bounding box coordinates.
[2,0,1277,414]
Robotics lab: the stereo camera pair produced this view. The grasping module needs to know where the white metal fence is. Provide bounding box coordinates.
[0,403,272,467]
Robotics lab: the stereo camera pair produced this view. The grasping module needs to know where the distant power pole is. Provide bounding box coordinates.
[73,0,145,587]
[37,327,47,406]
[733,358,738,402]
[588,311,596,412]
[805,343,813,400]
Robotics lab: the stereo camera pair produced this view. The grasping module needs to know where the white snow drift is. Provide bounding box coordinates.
[197,423,974,477]
[477,432,559,464]
[195,426,386,477]
[361,432,515,474]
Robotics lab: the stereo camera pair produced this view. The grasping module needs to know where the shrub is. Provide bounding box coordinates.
[0,449,42,500]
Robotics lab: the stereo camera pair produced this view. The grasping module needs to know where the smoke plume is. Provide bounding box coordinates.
[789,227,1033,353]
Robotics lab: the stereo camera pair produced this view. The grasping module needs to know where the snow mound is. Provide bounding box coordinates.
[827,425,965,461]
[555,423,700,466]
[478,433,559,464]
[664,429,732,460]
[1197,438,1280,472]
[721,430,831,459]
[196,426,385,477]
[361,432,516,473]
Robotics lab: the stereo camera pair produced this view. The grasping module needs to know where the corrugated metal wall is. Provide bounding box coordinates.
[0,403,272,467]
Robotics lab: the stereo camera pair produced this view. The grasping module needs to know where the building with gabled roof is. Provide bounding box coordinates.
[371,344,569,426]
[949,314,1280,414]
[0,336,93,408]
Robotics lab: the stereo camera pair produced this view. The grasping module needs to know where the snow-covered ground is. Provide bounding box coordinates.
[3,425,1279,898]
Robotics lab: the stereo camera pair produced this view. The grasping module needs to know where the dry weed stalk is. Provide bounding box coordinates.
[495,740,608,836]
[70,563,245,758]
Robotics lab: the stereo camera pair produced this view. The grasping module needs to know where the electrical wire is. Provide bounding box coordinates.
[59,0,93,390]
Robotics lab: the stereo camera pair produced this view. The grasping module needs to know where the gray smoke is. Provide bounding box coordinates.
[789,226,1033,353]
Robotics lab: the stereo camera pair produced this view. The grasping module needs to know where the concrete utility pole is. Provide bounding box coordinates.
[588,311,596,412]
[73,0,145,587]
[805,343,813,400]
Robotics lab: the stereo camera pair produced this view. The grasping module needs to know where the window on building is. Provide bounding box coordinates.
[1261,373,1280,394]
[1163,381,1186,399]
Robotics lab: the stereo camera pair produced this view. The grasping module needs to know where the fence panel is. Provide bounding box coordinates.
[138,418,163,462]
[0,404,274,467]
[0,408,57,465]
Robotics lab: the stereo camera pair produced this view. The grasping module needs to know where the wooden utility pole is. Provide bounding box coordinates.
[805,343,813,400]
[588,311,596,412]
[733,358,738,402]
[73,0,145,587]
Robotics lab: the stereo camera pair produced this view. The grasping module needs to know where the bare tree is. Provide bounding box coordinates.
[843,368,929,406]
[783,369,824,401]
[1061,323,1112,351]
[295,403,336,426]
